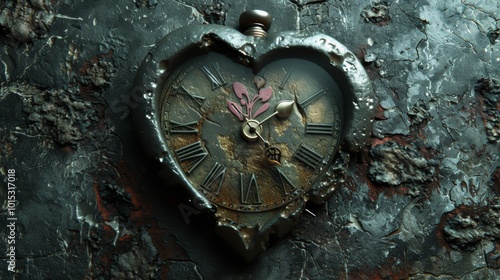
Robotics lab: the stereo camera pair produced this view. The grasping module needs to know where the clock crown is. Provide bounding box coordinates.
[239,10,272,37]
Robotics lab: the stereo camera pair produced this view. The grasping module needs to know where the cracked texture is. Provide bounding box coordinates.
[361,2,391,25]
[77,56,116,91]
[369,141,437,186]
[0,0,55,43]
[475,77,500,143]
[19,84,99,147]
[1,0,500,279]
[443,200,500,252]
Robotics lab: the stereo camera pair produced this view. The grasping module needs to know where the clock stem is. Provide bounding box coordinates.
[253,130,269,147]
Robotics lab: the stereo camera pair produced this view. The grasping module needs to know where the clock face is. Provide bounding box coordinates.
[160,52,342,212]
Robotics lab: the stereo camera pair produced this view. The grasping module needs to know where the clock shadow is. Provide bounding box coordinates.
[135,150,259,274]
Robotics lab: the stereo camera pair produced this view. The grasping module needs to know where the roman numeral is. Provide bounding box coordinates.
[201,62,226,90]
[279,66,294,90]
[201,162,226,195]
[293,144,323,169]
[277,169,297,196]
[240,173,262,204]
[305,123,334,135]
[177,86,206,107]
[174,141,208,174]
[299,89,325,107]
[169,120,198,134]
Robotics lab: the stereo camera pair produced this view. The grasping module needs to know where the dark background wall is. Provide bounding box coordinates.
[0,0,499,279]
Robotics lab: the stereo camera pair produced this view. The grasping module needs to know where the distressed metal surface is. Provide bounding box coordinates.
[132,3,373,262]
[0,0,499,279]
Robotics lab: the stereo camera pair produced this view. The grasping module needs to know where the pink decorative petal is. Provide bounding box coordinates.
[233,82,249,100]
[227,100,244,121]
[253,103,270,119]
[258,86,273,102]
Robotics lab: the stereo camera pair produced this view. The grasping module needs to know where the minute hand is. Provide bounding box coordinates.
[257,100,295,124]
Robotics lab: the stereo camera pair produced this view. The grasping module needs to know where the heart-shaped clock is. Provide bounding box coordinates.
[132,10,375,261]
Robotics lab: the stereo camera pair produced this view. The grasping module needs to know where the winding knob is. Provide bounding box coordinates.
[239,10,272,37]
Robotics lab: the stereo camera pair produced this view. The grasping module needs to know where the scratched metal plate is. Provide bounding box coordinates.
[0,0,499,279]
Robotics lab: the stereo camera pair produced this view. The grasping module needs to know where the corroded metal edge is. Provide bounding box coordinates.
[131,23,375,260]
[215,200,305,262]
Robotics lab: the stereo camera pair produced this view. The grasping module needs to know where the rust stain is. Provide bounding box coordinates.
[413,118,430,141]
[92,182,111,221]
[118,233,134,243]
[475,93,490,126]
[435,207,459,250]
[110,159,192,277]
[374,104,387,120]
[370,135,412,149]
[217,134,236,160]
[434,203,497,251]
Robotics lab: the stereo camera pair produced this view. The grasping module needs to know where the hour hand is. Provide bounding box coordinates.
[258,100,295,125]
[253,130,282,165]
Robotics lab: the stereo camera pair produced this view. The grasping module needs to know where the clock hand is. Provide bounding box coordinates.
[231,103,262,139]
[233,99,284,165]
[253,130,270,147]
[257,100,295,125]
[252,100,292,164]
[254,130,282,165]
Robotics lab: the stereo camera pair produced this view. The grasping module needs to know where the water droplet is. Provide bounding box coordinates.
[367,37,374,46]
[275,36,284,44]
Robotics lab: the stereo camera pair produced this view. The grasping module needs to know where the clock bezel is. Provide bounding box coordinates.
[132,24,375,205]
[131,23,376,261]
